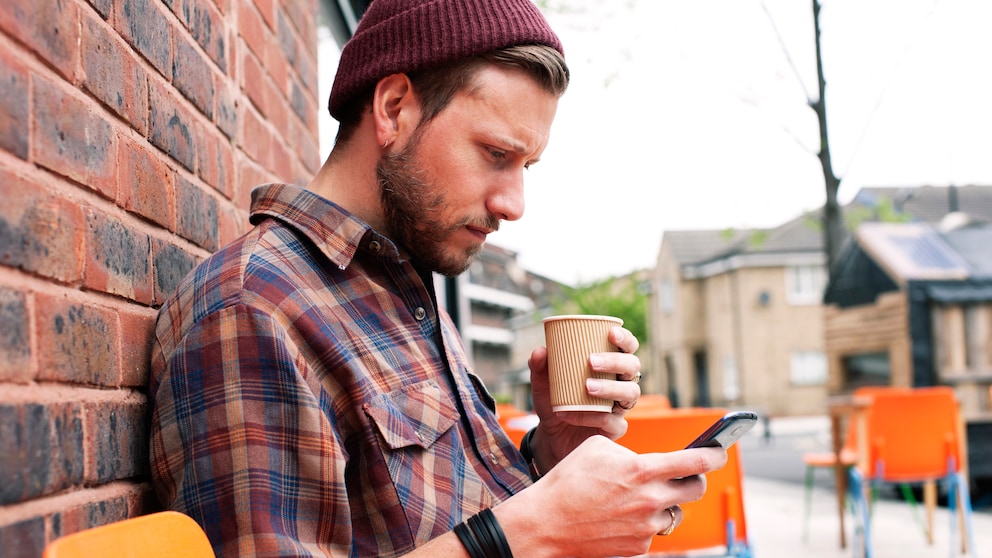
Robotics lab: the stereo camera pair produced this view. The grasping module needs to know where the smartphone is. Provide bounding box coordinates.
[684,411,758,449]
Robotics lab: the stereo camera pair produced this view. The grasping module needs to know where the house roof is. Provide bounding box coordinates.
[825,220,992,307]
[854,185,992,223]
[663,185,992,275]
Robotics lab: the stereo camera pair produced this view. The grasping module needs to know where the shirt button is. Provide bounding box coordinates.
[369,240,381,253]
[414,307,426,321]
[488,451,499,465]
[416,430,425,442]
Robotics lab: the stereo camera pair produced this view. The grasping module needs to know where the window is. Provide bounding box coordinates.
[658,277,674,314]
[842,351,890,389]
[790,351,827,385]
[786,264,826,305]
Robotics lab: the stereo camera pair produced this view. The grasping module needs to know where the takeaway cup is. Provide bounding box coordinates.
[543,314,624,412]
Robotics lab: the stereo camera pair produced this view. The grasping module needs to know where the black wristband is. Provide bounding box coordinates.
[455,520,486,558]
[478,508,513,558]
[518,427,542,481]
[467,513,499,558]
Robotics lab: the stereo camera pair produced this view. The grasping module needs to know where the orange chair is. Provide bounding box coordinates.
[496,402,537,447]
[618,407,752,557]
[635,394,672,411]
[801,386,927,542]
[43,511,213,558]
[847,386,977,558]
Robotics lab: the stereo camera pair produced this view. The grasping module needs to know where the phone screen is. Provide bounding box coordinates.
[684,411,758,449]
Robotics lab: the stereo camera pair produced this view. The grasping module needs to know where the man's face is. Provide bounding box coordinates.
[377,65,559,277]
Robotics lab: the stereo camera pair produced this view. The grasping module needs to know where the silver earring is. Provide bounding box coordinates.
[382,139,390,148]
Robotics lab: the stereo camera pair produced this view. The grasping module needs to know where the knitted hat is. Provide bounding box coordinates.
[328,0,564,121]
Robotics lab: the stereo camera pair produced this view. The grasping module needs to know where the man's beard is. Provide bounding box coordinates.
[377,141,499,277]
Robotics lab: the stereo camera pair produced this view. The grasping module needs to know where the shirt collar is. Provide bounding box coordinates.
[248,183,402,269]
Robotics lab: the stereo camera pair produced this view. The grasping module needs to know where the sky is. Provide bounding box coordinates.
[319,0,992,285]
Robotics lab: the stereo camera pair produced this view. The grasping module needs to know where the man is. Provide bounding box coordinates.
[149,0,727,556]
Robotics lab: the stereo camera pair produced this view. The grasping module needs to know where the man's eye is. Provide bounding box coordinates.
[488,148,506,160]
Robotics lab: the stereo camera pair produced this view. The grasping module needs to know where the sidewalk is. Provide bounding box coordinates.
[743,475,989,557]
[739,415,989,557]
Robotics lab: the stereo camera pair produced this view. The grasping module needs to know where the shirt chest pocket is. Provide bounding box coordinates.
[364,379,460,450]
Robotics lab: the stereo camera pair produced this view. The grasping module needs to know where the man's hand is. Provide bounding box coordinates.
[527,325,641,470]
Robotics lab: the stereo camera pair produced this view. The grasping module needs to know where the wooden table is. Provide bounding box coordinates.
[826,394,872,549]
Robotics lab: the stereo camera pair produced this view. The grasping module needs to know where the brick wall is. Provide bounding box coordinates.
[0,0,320,555]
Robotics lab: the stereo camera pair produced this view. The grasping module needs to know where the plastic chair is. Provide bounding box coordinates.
[847,386,977,558]
[618,407,752,557]
[43,511,214,558]
[801,387,927,542]
[496,402,536,447]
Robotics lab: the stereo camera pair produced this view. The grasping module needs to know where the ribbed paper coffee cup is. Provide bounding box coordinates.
[543,315,624,412]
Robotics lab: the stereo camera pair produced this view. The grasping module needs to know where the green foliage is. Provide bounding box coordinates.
[846,197,911,230]
[552,275,648,350]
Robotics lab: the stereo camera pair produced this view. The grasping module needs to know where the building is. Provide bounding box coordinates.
[649,185,992,417]
[823,217,992,485]
[650,213,827,416]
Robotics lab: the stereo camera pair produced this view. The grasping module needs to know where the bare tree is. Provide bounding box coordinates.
[811,0,844,269]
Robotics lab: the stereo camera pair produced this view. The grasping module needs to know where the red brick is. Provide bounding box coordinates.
[282,0,317,58]
[270,135,293,183]
[213,0,232,16]
[151,238,199,305]
[286,115,320,176]
[217,202,245,246]
[119,310,155,387]
[148,79,196,172]
[32,77,118,200]
[215,81,239,142]
[235,153,271,209]
[118,136,176,230]
[53,494,129,540]
[253,0,276,32]
[83,208,154,304]
[179,0,228,72]
[81,13,150,136]
[196,124,234,198]
[35,292,120,386]
[275,10,299,71]
[0,402,84,505]
[288,75,315,133]
[241,105,274,170]
[0,47,29,159]
[0,516,44,558]
[84,400,148,483]
[242,47,268,116]
[114,0,173,79]
[0,0,79,81]
[196,120,232,195]
[87,0,113,20]
[173,35,216,119]
[238,0,269,62]
[0,168,85,283]
[295,46,318,100]
[177,174,220,252]
[265,37,288,93]
[0,287,31,382]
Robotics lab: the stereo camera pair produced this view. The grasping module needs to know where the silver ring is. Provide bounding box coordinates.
[632,371,641,384]
[659,506,678,536]
[614,399,636,411]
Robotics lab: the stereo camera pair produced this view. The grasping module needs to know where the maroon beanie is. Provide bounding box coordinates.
[328,0,564,121]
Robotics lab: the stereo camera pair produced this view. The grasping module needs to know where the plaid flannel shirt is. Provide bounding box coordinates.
[149,183,533,557]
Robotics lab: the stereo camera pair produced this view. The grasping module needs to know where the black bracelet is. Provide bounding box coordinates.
[467,513,499,558]
[455,520,486,558]
[518,427,542,481]
[478,508,513,558]
[460,509,513,558]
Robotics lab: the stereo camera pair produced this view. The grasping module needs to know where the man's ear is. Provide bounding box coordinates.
[372,73,421,148]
